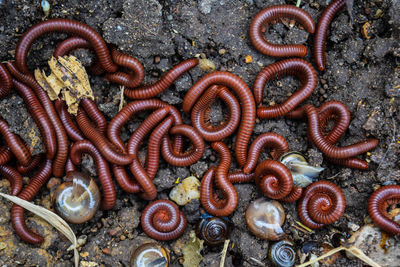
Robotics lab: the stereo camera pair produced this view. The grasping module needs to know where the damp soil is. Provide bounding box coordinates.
[0,0,399,266]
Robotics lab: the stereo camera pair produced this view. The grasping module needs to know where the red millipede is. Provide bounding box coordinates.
[281,186,303,203]
[297,180,346,229]
[11,78,57,159]
[161,125,205,167]
[105,47,145,88]
[80,98,107,135]
[11,159,52,244]
[254,159,293,199]
[141,199,187,241]
[249,5,315,57]
[368,185,400,236]
[313,0,346,71]
[183,71,256,167]
[124,58,199,99]
[200,142,238,217]
[244,132,289,174]
[76,108,133,165]
[65,156,77,173]
[16,154,43,175]
[0,145,13,165]
[54,100,85,142]
[0,117,31,166]
[70,140,116,210]
[254,58,317,119]
[15,19,117,74]
[115,107,171,194]
[227,171,255,184]
[107,99,183,153]
[304,104,379,159]
[6,62,69,177]
[191,85,241,142]
[0,165,23,195]
[0,62,12,99]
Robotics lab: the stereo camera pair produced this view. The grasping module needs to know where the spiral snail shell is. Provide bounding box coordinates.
[196,217,230,246]
[269,239,296,267]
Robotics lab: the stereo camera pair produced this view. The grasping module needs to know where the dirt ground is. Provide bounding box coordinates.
[0,0,399,266]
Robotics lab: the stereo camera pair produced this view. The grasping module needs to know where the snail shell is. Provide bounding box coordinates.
[269,239,296,267]
[53,171,100,224]
[130,243,170,267]
[196,217,230,246]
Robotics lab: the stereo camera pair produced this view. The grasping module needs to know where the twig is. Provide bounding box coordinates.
[296,0,302,7]
[219,239,230,267]
[119,86,125,111]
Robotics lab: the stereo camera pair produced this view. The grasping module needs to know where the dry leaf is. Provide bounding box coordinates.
[182,231,204,267]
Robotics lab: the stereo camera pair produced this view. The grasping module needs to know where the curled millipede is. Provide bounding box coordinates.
[0,117,31,166]
[77,108,133,165]
[0,145,13,165]
[54,100,85,142]
[70,140,116,210]
[6,62,68,177]
[254,58,317,119]
[11,159,52,244]
[314,0,346,71]
[303,104,379,159]
[141,199,187,241]
[249,5,315,57]
[15,19,117,74]
[0,165,23,195]
[0,62,12,99]
[281,186,303,203]
[16,154,43,175]
[124,58,198,99]
[183,71,256,167]
[105,47,145,88]
[254,159,293,200]
[161,125,205,167]
[191,85,241,142]
[297,181,346,229]
[244,132,289,174]
[200,142,238,217]
[11,78,57,159]
[368,185,400,236]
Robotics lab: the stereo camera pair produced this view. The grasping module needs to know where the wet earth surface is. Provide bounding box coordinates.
[0,0,399,266]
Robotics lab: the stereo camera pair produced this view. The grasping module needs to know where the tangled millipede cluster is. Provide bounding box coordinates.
[0,0,398,249]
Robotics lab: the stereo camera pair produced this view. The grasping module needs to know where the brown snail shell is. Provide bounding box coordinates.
[130,243,170,267]
[53,171,100,224]
[245,198,285,241]
[196,217,230,246]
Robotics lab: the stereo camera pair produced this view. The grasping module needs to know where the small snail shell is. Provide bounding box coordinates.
[130,243,170,267]
[196,217,230,246]
[279,151,323,188]
[269,240,296,267]
[53,171,100,224]
[245,198,286,241]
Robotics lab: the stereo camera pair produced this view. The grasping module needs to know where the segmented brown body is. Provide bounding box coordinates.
[70,140,116,210]
[254,58,317,119]
[11,159,52,244]
[16,154,43,174]
[191,85,240,141]
[141,199,187,241]
[54,100,85,142]
[314,0,346,71]
[183,71,256,167]
[244,133,289,174]
[80,98,107,135]
[249,5,315,57]
[11,78,57,159]
[0,117,31,166]
[368,185,400,236]
[297,181,346,229]
[124,59,198,99]
[161,125,205,167]
[6,62,68,177]
[200,142,238,217]
[0,146,13,165]
[0,62,12,99]
[77,108,133,165]
[0,165,23,195]
[15,19,117,74]
[304,104,378,159]
[254,159,293,199]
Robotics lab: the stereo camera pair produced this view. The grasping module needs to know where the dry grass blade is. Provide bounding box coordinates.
[0,192,79,267]
[219,239,230,267]
[296,245,381,267]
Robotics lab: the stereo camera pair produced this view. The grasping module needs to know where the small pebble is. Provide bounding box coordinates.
[102,248,111,255]
[219,49,226,55]
[151,71,160,77]
[154,56,161,64]
[209,155,216,162]
[200,53,206,59]
[120,235,126,241]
